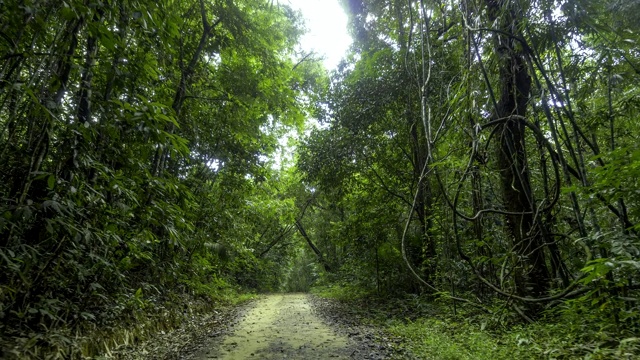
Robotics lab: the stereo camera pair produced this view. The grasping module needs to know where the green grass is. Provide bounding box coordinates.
[388,318,523,359]
[389,315,640,359]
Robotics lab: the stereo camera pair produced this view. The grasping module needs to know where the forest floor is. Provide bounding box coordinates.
[122,293,394,359]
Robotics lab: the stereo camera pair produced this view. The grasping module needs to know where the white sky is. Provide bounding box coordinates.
[287,0,352,70]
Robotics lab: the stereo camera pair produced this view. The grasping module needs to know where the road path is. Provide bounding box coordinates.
[192,293,353,359]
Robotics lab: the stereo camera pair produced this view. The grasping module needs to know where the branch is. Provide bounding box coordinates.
[292,52,315,71]
[295,219,332,272]
[368,166,413,208]
[259,224,295,258]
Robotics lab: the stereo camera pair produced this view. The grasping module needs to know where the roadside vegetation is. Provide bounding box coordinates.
[298,0,640,358]
[2,0,640,358]
[0,0,321,357]
[313,285,640,359]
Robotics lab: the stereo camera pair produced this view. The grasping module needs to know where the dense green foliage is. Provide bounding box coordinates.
[296,0,640,357]
[2,0,640,358]
[0,0,323,357]
[315,284,640,359]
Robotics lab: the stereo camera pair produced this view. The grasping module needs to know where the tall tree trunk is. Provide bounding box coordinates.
[486,0,550,300]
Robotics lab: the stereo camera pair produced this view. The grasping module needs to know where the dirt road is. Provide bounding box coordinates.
[191,294,354,359]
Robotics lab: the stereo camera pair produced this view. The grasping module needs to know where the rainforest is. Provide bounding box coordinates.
[1,0,639,358]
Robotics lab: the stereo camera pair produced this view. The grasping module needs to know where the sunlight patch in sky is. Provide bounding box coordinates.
[287,0,352,70]
[268,1,351,169]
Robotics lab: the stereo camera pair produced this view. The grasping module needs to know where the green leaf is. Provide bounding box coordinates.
[47,174,55,189]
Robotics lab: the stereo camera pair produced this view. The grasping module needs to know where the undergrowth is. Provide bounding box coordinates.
[1,279,256,359]
[312,284,640,359]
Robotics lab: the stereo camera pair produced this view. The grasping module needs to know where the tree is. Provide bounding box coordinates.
[299,0,640,322]
[0,0,324,356]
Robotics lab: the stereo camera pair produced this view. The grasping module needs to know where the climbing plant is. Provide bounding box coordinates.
[298,0,640,331]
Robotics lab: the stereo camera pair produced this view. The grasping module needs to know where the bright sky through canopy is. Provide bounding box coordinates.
[287,0,352,70]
